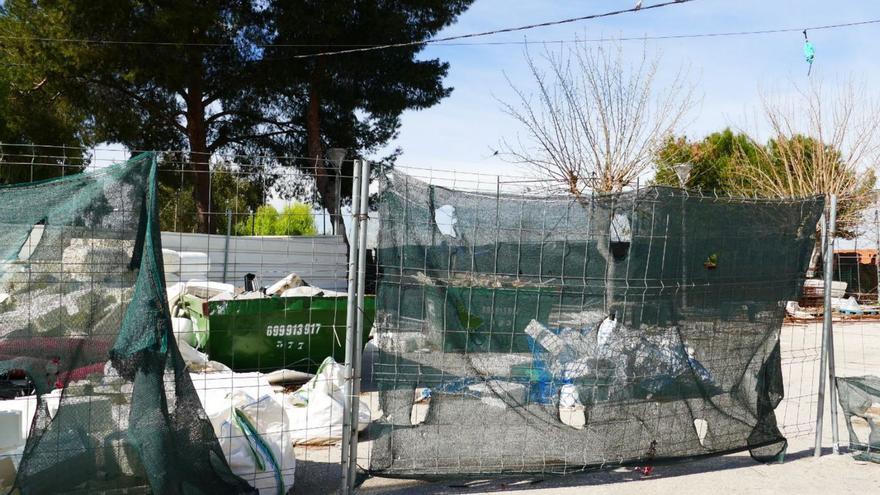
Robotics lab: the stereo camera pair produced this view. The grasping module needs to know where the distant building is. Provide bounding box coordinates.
[833,249,878,301]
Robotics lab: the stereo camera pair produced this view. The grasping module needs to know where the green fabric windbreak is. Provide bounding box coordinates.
[0,154,254,494]
[368,172,824,477]
[836,376,880,462]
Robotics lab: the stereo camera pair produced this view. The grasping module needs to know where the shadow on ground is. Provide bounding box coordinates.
[355,447,833,495]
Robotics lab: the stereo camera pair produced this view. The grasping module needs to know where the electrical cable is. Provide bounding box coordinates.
[286,0,697,58]
[3,4,876,60]
[0,0,696,56]
[431,18,880,46]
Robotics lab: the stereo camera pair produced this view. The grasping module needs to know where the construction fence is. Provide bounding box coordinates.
[0,145,875,494]
[363,170,823,478]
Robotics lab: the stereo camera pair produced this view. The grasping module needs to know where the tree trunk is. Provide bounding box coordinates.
[594,206,617,313]
[306,65,348,245]
[186,69,212,233]
[577,193,616,313]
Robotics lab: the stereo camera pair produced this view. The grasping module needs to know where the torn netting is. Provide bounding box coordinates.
[368,172,824,477]
[0,153,254,493]
[837,376,880,462]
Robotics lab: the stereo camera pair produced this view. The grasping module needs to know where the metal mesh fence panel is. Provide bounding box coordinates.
[1,144,370,493]
[836,375,880,461]
[367,171,824,477]
[821,201,880,463]
[830,209,880,462]
[834,317,880,461]
[0,153,255,493]
[775,318,824,440]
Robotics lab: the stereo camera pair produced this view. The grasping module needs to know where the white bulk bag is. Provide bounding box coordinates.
[286,357,370,445]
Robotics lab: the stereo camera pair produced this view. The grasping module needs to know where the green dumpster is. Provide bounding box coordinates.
[178,294,375,374]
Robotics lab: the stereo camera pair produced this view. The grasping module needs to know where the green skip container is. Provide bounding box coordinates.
[178,293,375,374]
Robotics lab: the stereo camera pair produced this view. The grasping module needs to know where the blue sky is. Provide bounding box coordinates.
[379,0,880,178]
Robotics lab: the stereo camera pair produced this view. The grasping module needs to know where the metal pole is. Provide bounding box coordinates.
[346,159,371,489]
[673,164,691,308]
[875,199,879,304]
[814,194,837,457]
[222,207,231,284]
[336,166,343,236]
[681,192,687,308]
[340,160,362,494]
[854,227,862,300]
[825,195,840,454]
[317,173,326,235]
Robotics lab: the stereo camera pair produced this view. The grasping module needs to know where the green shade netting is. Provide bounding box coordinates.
[368,172,824,477]
[837,376,880,463]
[0,153,254,493]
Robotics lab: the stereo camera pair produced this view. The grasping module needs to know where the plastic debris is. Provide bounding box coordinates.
[596,315,617,356]
[280,286,346,298]
[558,383,586,429]
[837,296,863,315]
[178,340,230,373]
[525,317,719,402]
[559,383,581,408]
[803,30,815,76]
[414,387,432,403]
[785,301,814,319]
[266,273,307,296]
[639,440,658,476]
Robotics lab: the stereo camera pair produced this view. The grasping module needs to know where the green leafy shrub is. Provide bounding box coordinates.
[234,203,317,236]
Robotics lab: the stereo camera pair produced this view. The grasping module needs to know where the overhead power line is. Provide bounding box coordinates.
[286,0,697,58]
[0,0,696,56]
[257,17,880,62]
[3,2,875,57]
[430,18,880,46]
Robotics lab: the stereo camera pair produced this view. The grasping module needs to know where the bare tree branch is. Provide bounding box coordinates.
[733,78,879,275]
[734,79,878,230]
[498,40,694,309]
[499,40,694,195]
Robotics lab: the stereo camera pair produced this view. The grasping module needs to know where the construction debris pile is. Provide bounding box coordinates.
[786,279,880,319]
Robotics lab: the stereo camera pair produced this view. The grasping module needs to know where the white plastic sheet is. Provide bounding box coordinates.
[177,340,229,373]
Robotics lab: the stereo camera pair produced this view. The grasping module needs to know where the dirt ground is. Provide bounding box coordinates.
[294,321,880,494]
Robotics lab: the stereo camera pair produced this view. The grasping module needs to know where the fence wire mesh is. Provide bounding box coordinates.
[0,153,260,493]
[0,144,861,492]
[362,169,825,477]
[0,144,370,493]
[830,204,880,462]
[808,202,880,462]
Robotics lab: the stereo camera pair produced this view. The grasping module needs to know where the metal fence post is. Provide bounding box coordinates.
[681,190,687,308]
[814,194,837,457]
[341,160,362,494]
[875,197,879,304]
[346,159,371,489]
[825,195,840,454]
[222,207,232,283]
